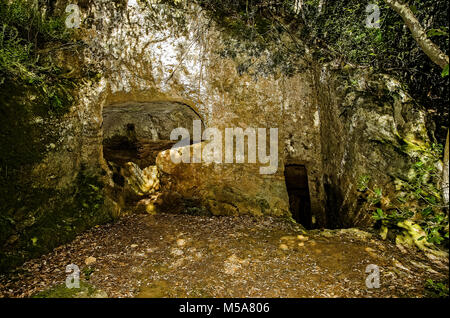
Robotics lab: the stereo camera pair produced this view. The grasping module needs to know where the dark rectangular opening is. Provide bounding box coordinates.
[284,165,312,228]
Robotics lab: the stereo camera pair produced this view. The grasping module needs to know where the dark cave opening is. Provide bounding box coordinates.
[102,101,202,170]
[284,165,312,229]
[103,134,177,169]
[101,101,203,209]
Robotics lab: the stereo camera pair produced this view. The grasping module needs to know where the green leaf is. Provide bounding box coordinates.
[89,184,99,191]
[442,64,449,78]
[427,28,448,37]
[374,188,382,196]
[372,208,385,221]
[421,207,433,217]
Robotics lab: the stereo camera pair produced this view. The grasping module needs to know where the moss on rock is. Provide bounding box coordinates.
[0,83,112,272]
[32,280,108,298]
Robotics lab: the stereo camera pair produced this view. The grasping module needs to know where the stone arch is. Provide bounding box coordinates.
[99,98,204,213]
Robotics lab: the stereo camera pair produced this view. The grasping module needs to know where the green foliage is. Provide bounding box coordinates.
[372,207,414,225]
[82,266,95,281]
[32,280,100,298]
[425,279,449,298]
[359,144,449,247]
[304,0,449,143]
[76,171,105,216]
[442,64,449,77]
[0,0,75,114]
[427,28,448,38]
[195,0,448,143]
[196,0,308,75]
[357,175,370,192]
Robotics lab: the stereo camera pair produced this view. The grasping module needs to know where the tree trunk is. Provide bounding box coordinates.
[384,0,449,69]
[443,129,449,208]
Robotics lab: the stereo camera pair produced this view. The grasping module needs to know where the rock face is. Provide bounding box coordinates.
[122,163,160,198]
[32,1,431,225]
[79,0,326,223]
[103,102,202,143]
[155,143,290,217]
[317,67,432,227]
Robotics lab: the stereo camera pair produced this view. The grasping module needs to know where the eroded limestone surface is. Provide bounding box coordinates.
[43,0,430,227]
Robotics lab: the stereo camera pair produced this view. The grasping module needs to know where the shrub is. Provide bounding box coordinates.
[0,0,75,113]
[359,143,449,248]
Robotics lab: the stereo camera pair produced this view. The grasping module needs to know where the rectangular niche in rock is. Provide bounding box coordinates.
[284,165,312,228]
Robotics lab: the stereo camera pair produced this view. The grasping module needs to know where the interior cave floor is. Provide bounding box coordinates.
[0,213,448,298]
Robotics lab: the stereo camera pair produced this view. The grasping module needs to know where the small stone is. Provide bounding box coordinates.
[176,239,186,247]
[92,290,108,298]
[223,254,247,275]
[297,235,309,241]
[279,244,289,251]
[195,252,203,259]
[85,256,96,265]
[171,258,184,269]
[171,248,184,256]
[298,242,305,247]
[130,244,138,248]
[146,203,156,214]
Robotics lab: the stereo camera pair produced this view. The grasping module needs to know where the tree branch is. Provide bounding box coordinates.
[384,0,449,69]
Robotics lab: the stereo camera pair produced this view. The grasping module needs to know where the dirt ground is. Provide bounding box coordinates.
[0,213,448,298]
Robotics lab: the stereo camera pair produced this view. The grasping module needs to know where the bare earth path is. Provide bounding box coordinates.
[0,213,448,298]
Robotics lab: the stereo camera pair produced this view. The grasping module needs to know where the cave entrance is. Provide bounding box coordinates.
[284,165,312,229]
[102,101,202,208]
[102,101,201,169]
